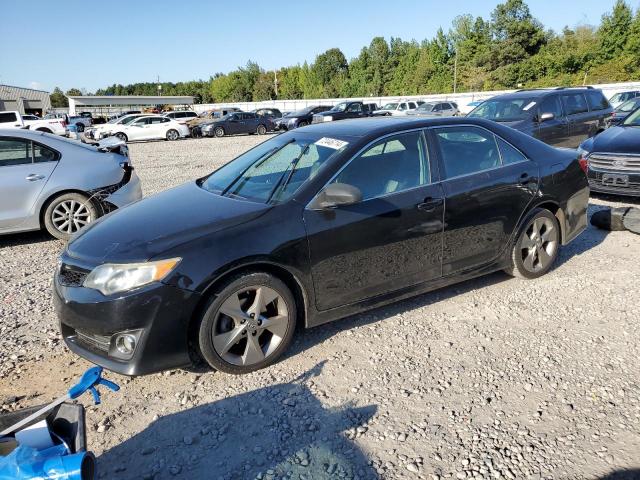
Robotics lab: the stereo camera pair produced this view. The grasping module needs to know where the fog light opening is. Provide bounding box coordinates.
[115,334,136,355]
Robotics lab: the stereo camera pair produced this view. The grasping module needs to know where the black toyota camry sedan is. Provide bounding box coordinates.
[54,117,589,376]
[579,106,640,196]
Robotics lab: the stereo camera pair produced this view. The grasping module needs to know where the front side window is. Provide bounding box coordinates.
[332,131,429,200]
[538,96,563,118]
[200,136,346,203]
[435,126,501,178]
[0,112,18,123]
[132,118,149,126]
[562,94,588,115]
[0,138,31,166]
[332,102,348,112]
[149,117,165,124]
[623,107,640,126]
[408,102,417,109]
[347,103,362,113]
[399,103,407,111]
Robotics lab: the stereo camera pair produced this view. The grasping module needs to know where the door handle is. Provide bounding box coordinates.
[417,197,444,212]
[26,174,45,181]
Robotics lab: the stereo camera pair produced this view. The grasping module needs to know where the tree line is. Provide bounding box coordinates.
[51,0,640,107]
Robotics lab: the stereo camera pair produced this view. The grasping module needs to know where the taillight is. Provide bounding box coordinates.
[578,157,588,174]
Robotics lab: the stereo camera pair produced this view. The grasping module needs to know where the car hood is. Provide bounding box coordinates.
[583,125,640,154]
[67,182,270,264]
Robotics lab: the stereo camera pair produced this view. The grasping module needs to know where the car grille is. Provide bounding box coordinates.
[76,330,110,353]
[588,153,640,172]
[58,264,89,287]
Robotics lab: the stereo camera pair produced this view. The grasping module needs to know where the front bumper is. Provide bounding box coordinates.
[105,170,143,208]
[54,257,202,376]
[588,169,640,197]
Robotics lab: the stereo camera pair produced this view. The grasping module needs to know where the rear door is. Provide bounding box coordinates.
[243,113,259,133]
[535,95,570,147]
[304,130,444,310]
[561,93,592,147]
[0,137,58,229]
[432,125,538,274]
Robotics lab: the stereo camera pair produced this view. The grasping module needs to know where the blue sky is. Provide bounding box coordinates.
[0,0,630,93]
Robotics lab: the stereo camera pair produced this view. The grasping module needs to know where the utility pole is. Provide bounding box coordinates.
[453,48,458,94]
[274,71,279,98]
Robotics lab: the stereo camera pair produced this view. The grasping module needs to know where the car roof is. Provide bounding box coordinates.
[491,87,599,101]
[298,116,500,139]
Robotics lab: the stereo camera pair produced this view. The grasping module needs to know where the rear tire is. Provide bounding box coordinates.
[166,129,179,141]
[505,208,560,279]
[256,124,267,135]
[197,272,297,374]
[43,192,98,241]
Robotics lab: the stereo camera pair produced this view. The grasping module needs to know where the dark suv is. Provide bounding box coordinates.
[468,87,612,148]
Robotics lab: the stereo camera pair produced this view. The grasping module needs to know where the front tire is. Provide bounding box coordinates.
[197,272,297,374]
[298,121,308,128]
[76,123,85,133]
[506,208,560,279]
[166,129,179,141]
[214,126,225,137]
[43,192,98,240]
[114,132,128,142]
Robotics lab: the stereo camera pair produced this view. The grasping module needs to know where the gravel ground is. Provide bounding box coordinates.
[1,134,640,480]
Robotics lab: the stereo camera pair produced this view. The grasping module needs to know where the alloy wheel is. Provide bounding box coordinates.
[212,285,290,366]
[51,200,92,234]
[167,129,179,141]
[519,217,558,273]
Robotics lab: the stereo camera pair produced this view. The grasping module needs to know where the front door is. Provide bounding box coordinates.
[0,137,58,230]
[561,93,592,147]
[535,96,570,147]
[431,126,538,275]
[304,130,444,311]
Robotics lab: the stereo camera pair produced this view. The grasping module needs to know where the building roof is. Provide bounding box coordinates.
[67,95,194,106]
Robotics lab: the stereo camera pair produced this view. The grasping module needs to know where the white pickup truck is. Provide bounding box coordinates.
[0,111,68,136]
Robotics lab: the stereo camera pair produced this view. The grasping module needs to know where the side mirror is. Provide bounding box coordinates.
[309,183,363,210]
[539,112,555,122]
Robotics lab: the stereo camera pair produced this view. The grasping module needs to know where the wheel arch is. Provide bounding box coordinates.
[528,199,566,244]
[189,260,310,339]
[38,188,96,228]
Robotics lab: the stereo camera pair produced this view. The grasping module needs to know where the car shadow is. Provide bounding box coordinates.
[98,362,378,480]
[554,202,610,268]
[596,470,640,480]
[591,192,640,206]
[0,230,57,248]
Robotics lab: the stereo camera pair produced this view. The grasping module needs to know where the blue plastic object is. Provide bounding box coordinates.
[0,444,94,480]
[67,367,120,405]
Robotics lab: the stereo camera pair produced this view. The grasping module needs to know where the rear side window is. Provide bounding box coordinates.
[562,94,588,115]
[586,91,609,111]
[496,137,527,165]
[0,138,31,166]
[33,143,59,163]
[435,126,501,178]
[0,112,18,123]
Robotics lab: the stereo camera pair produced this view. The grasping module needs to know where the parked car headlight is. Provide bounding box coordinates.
[83,258,181,295]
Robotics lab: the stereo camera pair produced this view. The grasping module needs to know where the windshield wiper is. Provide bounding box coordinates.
[266,143,312,204]
[222,139,296,198]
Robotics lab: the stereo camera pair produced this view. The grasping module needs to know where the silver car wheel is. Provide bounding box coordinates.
[51,200,92,234]
[212,286,290,366]
[166,129,179,141]
[519,217,558,273]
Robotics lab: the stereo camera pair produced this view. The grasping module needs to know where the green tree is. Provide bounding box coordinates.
[598,0,633,60]
[50,87,68,108]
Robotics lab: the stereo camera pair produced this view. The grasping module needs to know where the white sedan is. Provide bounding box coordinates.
[111,115,190,142]
[372,101,420,116]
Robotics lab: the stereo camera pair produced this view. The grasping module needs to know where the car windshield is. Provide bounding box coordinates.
[468,97,537,122]
[622,107,640,126]
[417,103,435,112]
[381,103,398,110]
[610,93,623,103]
[618,99,640,112]
[199,134,348,203]
[331,102,348,112]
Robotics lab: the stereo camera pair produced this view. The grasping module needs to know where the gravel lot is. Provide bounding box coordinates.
[1,134,639,480]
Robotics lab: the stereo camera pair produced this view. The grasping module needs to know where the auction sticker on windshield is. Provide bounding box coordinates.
[315,137,349,150]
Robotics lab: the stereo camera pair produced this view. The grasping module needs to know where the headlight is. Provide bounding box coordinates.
[83,258,181,295]
[324,116,333,122]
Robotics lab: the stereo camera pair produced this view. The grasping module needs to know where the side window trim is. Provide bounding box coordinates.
[428,124,529,182]
[306,127,433,208]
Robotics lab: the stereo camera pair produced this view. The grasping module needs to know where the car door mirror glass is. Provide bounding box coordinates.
[539,112,555,122]
[309,183,362,210]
